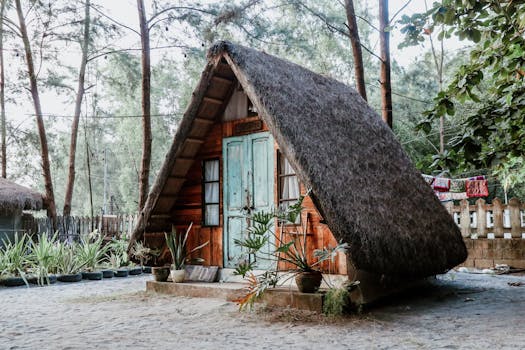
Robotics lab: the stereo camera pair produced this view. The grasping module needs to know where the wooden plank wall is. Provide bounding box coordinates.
[170,116,346,274]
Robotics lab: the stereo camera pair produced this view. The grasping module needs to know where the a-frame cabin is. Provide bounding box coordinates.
[129,41,466,286]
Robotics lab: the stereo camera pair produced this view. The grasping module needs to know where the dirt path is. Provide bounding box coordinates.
[1,271,524,349]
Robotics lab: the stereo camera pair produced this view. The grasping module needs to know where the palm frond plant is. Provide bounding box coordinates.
[0,233,31,286]
[28,232,60,286]
[234,194,348,309]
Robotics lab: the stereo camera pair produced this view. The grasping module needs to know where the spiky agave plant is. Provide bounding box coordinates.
[56,243,86,275]
[164,222,209,270]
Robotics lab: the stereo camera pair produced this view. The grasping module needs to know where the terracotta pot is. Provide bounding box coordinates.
[295,270,322,293]
[151,267,170,282]
[170,269,185,283]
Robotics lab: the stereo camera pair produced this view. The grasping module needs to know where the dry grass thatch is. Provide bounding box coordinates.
[0,178,44,212]
[132,41,467,278]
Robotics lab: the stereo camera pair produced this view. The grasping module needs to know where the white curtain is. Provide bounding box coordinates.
[204,160,219,181]
[281,158,299,200]
[205,183,219,203]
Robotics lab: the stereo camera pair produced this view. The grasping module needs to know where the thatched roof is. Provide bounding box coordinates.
[130,41,467,279]
[0,178,44,211]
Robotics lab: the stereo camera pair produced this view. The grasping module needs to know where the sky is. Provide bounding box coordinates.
[6,0,467,133]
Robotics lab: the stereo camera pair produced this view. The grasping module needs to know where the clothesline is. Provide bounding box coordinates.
[421,173,490,202]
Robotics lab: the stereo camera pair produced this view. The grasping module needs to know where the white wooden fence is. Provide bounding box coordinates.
[444,198,525,239]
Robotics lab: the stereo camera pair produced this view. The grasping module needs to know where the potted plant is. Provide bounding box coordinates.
[234,194,347,308]
[77,233,107,281]
[27,232,59,286]
[0,233,30,287]
[108,235,131,277]
[151,265,170,282]
[56,243,85,282]
[130,241,158,274]
[165,222,209,283]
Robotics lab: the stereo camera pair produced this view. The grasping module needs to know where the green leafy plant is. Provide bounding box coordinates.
[234,194,348,309]
[164,222,209,270]
[108,234,130,267]
[29,232,60,286]
[130,241,159,267]
[76,233,108,271]
[1,233,31,283]
[56,243,85,275]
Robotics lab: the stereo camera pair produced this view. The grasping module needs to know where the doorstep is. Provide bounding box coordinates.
[146,280,325,313]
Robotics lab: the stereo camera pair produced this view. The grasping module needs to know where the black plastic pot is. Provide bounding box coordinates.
[101,269,114,278]
[57,273,83,283]
[1,276,27,287]
[129,267,143,275]
[114,269,129,278]
[81,271,103,280]
[142,266,152,274]
[28,274,57,285]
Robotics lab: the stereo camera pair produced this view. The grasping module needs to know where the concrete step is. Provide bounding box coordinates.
[146,280,325,312]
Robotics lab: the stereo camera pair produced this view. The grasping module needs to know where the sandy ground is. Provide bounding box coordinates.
[1,271,524,350]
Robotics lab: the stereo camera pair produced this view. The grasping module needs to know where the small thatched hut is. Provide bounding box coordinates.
[0,178,44,244]
[129,41,466,299]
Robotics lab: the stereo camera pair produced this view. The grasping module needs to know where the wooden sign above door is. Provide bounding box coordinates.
[234,119,263,135]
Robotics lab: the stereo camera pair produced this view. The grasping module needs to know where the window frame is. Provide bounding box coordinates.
[202,158,220,227]
[277,151,301,225]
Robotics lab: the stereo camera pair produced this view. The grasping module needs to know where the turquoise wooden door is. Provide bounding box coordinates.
[223,132,274,269]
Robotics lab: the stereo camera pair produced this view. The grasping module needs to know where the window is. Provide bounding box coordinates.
[203,159,220,226]
[278,152,300,222]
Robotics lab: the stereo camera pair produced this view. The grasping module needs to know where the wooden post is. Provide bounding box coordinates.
[509,198,521,238]
[459,199,471,237]
[492,198,504,238]
[476,198,487,238]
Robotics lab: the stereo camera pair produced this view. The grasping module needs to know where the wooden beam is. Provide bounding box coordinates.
[150,214,171,219]
[203,96,223,105]
[185,138,205,144]
[194,117,215,125]
[212,76,233,84]
[174,157,194,163]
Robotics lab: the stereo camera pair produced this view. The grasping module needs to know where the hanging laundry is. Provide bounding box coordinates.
[434,191,453,202]
[433,177,450,192]
[450,192,468,200]
[469,175,486,181]
[465,179,489,198]
[422,174,435,185]
[449,179,466,193]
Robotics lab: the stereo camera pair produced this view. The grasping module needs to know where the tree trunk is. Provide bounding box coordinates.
[15,0,57,225]
[379,0,392,128]
[0,0,6,178]
[344,0,367,101]
[137,0,152,212]
[63,0,90,218]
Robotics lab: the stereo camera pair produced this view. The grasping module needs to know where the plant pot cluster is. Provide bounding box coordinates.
[0,232,153,288]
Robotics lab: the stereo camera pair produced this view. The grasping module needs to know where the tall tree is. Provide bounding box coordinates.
[0,0,7,178]
[15,0,57,224]
[344,0,367,101]
[379,0,392,128]
[136,0,152,212]
[63,0,91,218]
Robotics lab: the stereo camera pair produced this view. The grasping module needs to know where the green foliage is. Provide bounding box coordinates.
[400,1,525,175]
[56,243,86,275]
[28,232,60,285]
[165,222,209,270]
[323,286,350,317]
[234,194,348,309]
[0,233,30,280]
[76,232,108,271]
[108,234,130,267]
